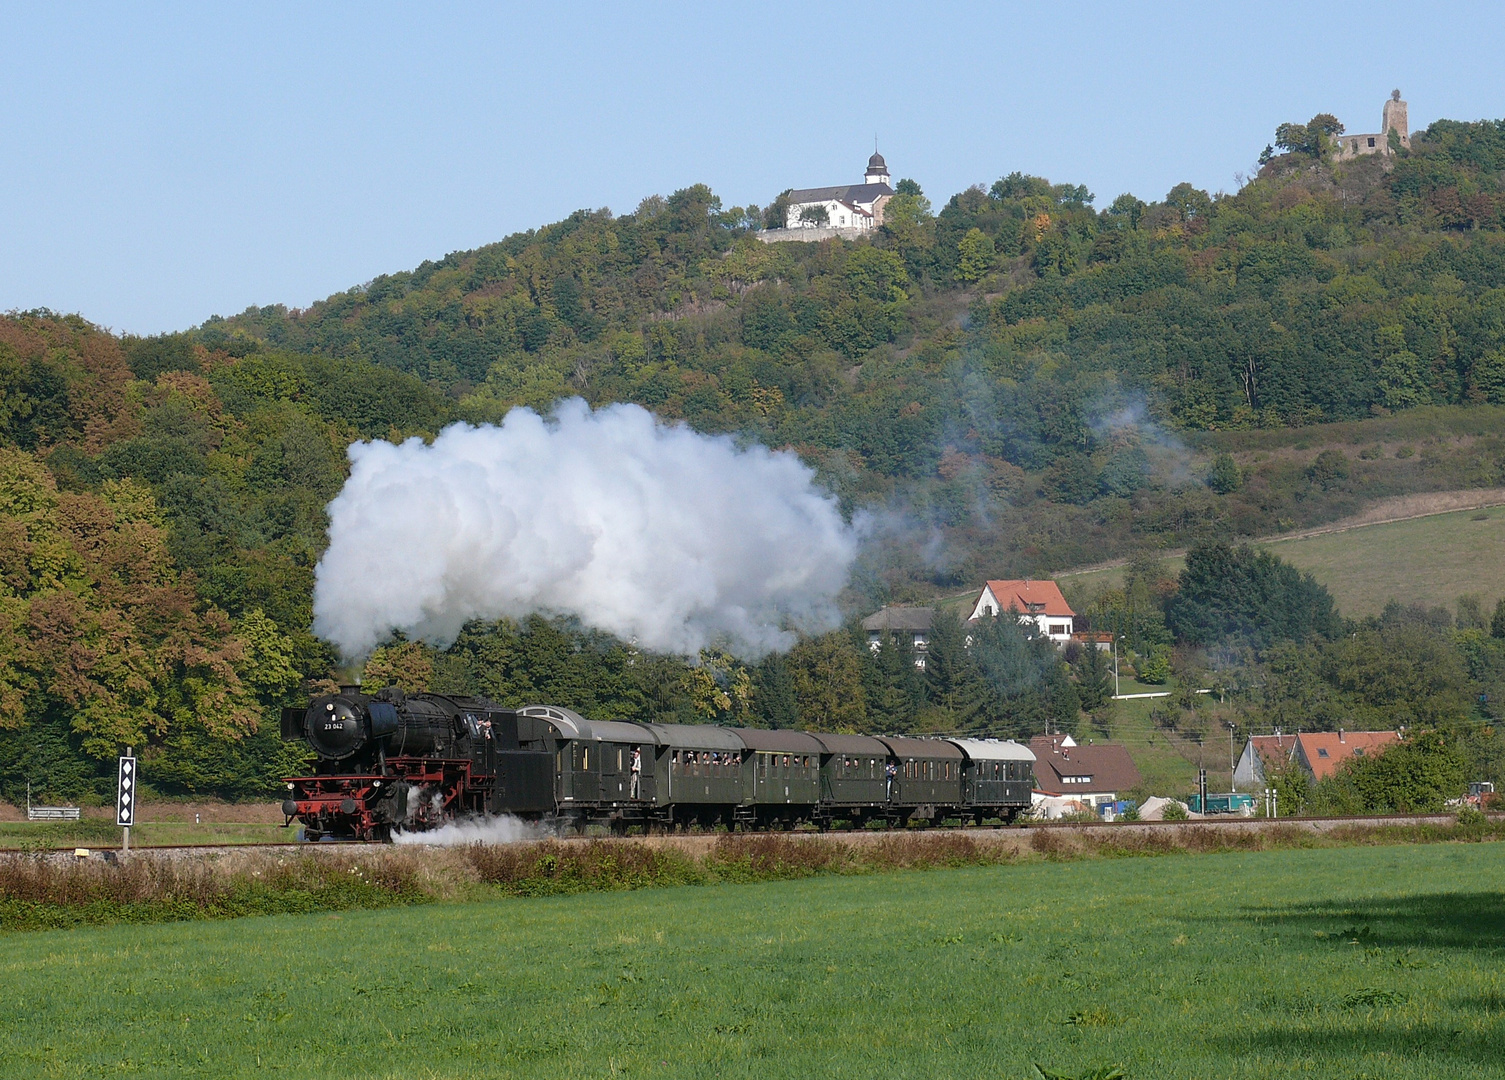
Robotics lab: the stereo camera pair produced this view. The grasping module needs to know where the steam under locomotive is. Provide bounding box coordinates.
[280,687,1035,841]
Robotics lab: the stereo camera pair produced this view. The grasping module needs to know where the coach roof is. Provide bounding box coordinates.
[877,735,964,759]
[731,728,826,754]
[949,738,1035,762]
[517,705,658,744]
[640,722,745,752]
[808,732,889,756]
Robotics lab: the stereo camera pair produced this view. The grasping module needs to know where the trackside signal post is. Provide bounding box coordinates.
[117,748,137,853]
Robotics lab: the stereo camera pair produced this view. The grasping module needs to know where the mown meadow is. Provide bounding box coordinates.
[2,841,1502,1079]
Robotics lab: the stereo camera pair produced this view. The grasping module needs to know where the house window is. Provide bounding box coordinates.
[1050,623,1069,635]
[1317,749,1330,758]
[1367,137,1376,147]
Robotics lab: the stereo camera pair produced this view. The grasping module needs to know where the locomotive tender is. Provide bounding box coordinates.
[280,687,1035,840]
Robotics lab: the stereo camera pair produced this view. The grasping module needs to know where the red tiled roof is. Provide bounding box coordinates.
[1246,734,1298,769]
[1295,731,1400,781]
[1028,735,1141,796]
[981,579,1075,618]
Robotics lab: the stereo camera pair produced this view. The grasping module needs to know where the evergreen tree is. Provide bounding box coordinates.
[750,651,799,729]
[924,610,986,724]
[1076,641,1112,710]
[1166,542,1342,650]
[862,628,925,733]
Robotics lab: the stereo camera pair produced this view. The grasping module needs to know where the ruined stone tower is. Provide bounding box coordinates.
[1334,90,1411,161]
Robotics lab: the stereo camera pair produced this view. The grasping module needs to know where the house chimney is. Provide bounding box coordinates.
[1338,728,1345,743]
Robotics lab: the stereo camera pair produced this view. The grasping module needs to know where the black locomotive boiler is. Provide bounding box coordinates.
[280,690,1036,840]
[280,688,555,840]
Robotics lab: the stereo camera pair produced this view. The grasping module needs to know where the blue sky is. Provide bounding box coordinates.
[2,1,1501,335]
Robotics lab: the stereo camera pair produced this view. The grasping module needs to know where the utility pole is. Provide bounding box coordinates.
[1113,639,1120,699]
[1228,722,1237,792]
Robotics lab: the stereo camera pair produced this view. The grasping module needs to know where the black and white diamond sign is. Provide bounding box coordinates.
[117,756,137,827]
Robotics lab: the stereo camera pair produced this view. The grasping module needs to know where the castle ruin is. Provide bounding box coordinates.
[1333,90,1410,161]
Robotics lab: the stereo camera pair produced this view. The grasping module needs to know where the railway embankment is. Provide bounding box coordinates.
[2,812,1501,933]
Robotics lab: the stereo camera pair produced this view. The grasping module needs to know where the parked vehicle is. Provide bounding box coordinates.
[1185,792,1256,815]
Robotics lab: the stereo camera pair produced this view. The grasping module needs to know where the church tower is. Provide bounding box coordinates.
[864,151,890,188]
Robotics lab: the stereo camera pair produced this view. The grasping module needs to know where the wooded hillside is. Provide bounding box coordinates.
[5,113,1505,801]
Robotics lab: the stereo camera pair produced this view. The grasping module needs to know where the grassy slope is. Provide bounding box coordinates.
[1261,504,1505,617]
[1094,687,1213,797]
[3,843,1503,1079]
[1058,504,1505,619]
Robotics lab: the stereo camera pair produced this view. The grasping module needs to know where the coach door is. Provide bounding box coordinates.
[601,743,628,803]
[571,742,600,804]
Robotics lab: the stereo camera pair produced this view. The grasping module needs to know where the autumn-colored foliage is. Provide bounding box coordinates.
[0,446,257,756]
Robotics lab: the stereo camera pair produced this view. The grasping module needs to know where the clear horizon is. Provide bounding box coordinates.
[2,0,1502,335]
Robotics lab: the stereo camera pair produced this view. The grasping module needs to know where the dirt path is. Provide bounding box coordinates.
[1055,487,1505,579]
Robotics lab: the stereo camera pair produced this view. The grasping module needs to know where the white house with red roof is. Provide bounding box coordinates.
[969,579,1076,644]
[1235,729,1401,787]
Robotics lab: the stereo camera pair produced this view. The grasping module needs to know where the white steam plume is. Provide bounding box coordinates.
[312,399,858,660]
[391,815,543,846]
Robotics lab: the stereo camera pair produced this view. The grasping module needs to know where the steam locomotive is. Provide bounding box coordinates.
[280,687,1035,840]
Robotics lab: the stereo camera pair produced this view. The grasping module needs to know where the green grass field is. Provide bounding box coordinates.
[1057,504,1505,620]
[3,842,1502,1079]
[1261,504,1505,617]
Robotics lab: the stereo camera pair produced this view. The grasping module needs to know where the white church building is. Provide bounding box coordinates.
[761,152,896,241]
